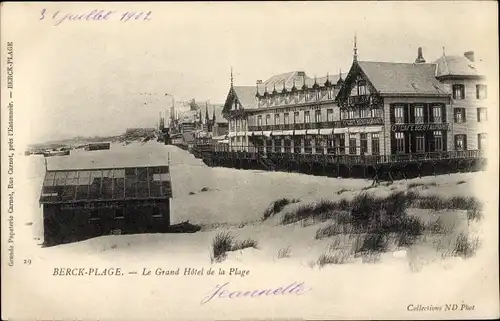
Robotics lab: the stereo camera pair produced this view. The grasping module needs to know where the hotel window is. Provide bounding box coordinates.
[315,136,325,154]
[348,109,356,119]
[478,133,487,150]
[357,80,367,95]
[455,134,467,151]
[236,119,240,132]
[415,133,425,153]
[371,133,380,155]
[395,132,405,154]
[274,113,280,125]
[476,85,487,99]
[394,105,405,124]
[361,109,371,118]
[371,108,381,118]
[294,111,299,124]
[315,110,322,123]
[477,108,487,122]
[433,131,443,151]
[114,208,125,220]
[432,105,442,123]
[293,137,301,153]
[454,108,466,123]
[304,111,310,123]
[413,105,424,124]
[452,84,465,99]
[304,137,313,153]
[349,133,357,155]
[327,109,334,121]
[265,114,270,125]
[274,137,282,152]
[284,113,289,125]
[257,115,262,127]
[360,133,368,155]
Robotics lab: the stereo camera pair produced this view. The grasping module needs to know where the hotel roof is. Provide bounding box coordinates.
[433,55,485,78]
[232,86,259,109]
[356,61,448,96]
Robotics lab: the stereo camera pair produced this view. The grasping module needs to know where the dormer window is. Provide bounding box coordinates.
[452,84,465,100]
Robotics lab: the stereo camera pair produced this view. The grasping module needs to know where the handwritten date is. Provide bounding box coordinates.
[39,9,152,26]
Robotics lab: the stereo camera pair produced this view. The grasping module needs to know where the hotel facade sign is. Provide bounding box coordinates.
[390,123,450,132]
[340,117,383,127]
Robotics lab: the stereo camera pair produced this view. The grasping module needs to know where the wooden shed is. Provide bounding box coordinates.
[39,165,172,246]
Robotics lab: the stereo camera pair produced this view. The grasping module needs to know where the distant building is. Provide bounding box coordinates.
[84,142,111,151]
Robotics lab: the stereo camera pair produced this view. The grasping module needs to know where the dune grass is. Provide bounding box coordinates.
[283,191,485,267]
[262,198,301,220]
[211,231,259,263]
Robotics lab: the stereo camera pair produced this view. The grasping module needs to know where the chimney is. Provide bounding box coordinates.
[464,51,474,62]
[415,47,426,63]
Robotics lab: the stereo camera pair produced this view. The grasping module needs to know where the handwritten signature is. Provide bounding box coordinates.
[39,9,152,26]
[201,281,311,304]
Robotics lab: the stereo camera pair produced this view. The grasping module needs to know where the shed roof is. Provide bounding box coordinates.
[40,166,172,204]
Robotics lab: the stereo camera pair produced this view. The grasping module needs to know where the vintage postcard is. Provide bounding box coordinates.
[1,1,499,320]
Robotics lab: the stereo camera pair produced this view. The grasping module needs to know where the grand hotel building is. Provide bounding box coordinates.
[222,46,489,158]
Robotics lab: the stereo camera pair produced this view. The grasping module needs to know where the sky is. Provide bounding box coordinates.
[3,1,498,144]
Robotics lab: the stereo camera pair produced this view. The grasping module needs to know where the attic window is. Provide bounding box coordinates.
[357,80,367,95]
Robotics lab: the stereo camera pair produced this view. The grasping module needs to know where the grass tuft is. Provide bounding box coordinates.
[453,233,480,259]
[317,250,351,267]
[262,198,300,220]
[277,247,291,259]
[212,231,234,262]
[232,238,259,251]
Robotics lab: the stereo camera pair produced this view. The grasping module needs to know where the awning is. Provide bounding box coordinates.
[282,130,294,135]
[236,132,245,136]
[346,126,383,133]
[319,128,334,135]
[263,131,272,137]
[228,132,236,137]
[306,129,319,135]
[253,131,263,136]
[272,130,285,136]
[294,129,307,135]
[364,126,383,133]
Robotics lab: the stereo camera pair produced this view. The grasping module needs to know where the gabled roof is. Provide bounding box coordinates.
[433,55,485,78]
[263,71,298,87]
[356,61,448,96]
[200,104,227,124]
[232,86,259,109]
[257,71,343,95]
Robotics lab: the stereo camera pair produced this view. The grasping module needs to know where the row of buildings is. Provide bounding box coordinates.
[221,43,489,158]
[168,102,229,144]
